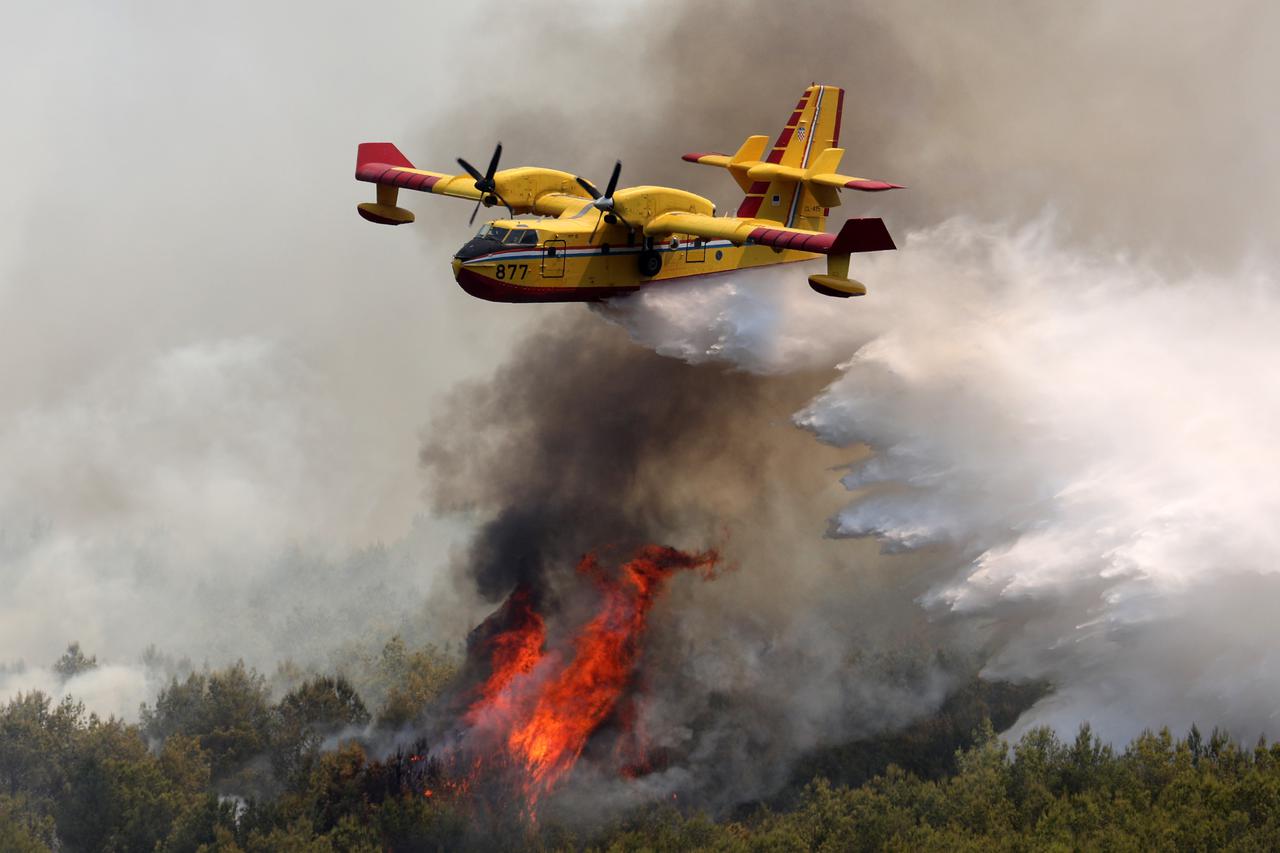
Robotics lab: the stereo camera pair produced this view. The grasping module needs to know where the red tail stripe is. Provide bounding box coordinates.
[844,180,905,192]
[737,196,765,218]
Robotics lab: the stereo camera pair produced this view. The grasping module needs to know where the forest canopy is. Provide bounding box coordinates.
[2,643,1279,851]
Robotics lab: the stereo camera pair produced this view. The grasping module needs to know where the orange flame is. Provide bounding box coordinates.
[463,585,546,728]
[459,545,717,808]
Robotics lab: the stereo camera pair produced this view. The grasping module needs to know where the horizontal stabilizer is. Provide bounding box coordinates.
[686,140,902,212]
[684,135,770,192]
[682,151,730,165]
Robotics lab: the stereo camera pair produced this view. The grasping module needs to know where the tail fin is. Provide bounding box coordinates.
[737,84,843,229]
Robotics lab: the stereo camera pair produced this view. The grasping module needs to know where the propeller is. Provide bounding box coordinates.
[458,143,512,225]
[576,161,632,241]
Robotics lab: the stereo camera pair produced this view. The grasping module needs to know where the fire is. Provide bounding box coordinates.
[455,544,717,809]
[462,585,546,728]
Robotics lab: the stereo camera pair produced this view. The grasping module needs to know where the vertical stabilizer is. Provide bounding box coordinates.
[736,84,844,230]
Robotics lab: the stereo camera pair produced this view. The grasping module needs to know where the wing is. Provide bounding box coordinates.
[356,143,482,199]
[355,142,592,225]
[646,212,895,298]
[645,212,896,255]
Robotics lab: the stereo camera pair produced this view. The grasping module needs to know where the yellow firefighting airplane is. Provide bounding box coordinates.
[355,84,902,302]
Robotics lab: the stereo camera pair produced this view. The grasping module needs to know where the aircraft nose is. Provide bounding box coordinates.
[453,237,501,261]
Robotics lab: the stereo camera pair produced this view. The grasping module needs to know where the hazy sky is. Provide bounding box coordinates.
[2,1,564,546]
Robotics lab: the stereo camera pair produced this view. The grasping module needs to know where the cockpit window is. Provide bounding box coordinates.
[476,225,538,245]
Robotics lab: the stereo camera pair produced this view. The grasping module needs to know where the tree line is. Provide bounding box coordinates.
[3,642,1279,851]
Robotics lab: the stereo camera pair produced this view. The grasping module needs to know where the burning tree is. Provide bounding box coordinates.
[432,544,718,816]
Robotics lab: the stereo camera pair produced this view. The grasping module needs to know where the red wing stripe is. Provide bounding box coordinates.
[355,163,442,192]
[751,223,881,251]
[747,227,837,253]
[404,173,436,191]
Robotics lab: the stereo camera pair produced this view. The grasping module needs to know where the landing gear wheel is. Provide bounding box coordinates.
[637,250,662,278]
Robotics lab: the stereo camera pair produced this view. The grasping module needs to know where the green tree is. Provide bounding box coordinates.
[0,692,83,801]
[0,794,55,852]
[142,661,273,788]
[270,676,370,791]
[371,640,458,729]
[52,643,98,681]
[55,719,172,852]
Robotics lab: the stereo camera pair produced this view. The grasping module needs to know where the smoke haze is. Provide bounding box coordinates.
[0,1,550,694]
[3,0,1278,818]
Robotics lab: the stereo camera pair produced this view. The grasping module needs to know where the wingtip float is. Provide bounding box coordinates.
[354,84,903,303]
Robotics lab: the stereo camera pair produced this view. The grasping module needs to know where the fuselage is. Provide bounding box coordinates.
[450,197,820,303]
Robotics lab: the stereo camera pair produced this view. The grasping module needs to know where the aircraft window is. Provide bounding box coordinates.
[485,226,510,243]
[513,230,539,246]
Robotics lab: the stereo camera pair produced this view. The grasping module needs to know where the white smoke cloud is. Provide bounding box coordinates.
[0,0,514,716]
[601,216,1280,744]
[0,336,483,717]
[0,665,152,723]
